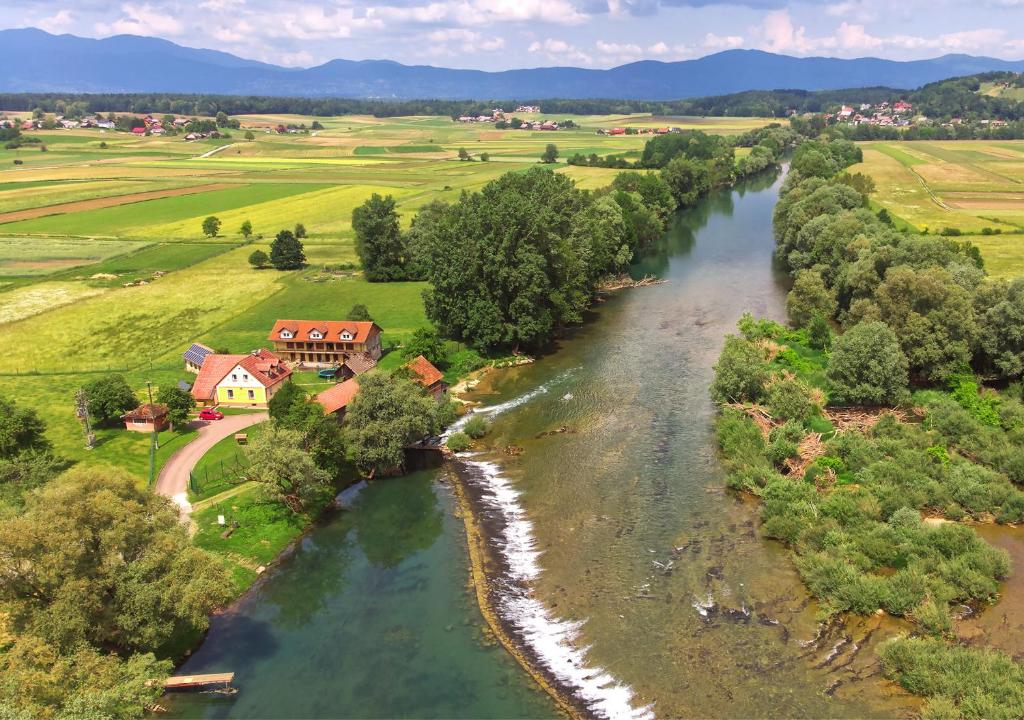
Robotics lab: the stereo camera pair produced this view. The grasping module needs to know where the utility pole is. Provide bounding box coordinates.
[147,381,159,450]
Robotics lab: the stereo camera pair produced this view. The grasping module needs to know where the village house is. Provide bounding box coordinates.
[191,348,292,408]
[315,378,360,421]
[122,403,169,433]
[405,355,448,401]
[267,319,382,371]
[183,342,215,374]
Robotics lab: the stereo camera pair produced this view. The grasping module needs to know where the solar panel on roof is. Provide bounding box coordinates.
[183,343,214,366]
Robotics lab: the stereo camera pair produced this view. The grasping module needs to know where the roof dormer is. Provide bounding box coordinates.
[279,329,293,339]
[309,329,324,340]
[339,329,353,341]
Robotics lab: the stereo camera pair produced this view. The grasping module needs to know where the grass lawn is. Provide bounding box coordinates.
[188,421,265,502]
[192,485,320,594]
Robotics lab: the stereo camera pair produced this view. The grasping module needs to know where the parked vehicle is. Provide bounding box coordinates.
[198,408,224,421]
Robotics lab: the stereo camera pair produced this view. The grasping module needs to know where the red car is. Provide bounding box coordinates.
[198,408,224,421]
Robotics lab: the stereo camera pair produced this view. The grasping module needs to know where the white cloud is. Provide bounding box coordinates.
[36,9,75,33]
[368,0,586,27]
[528,38,593,64]
[95,3,184,36]
[703,32,744,50]
[648,41,670,55]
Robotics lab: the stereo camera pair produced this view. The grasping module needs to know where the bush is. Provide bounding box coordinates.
[711,336,769,403]
[767,377,816,422]
[463,415,488,439]
[446,432,471,452]
[827,322,910,406]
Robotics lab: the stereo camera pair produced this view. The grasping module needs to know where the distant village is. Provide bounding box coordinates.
[455,105,577,130]
[826,99,1010,129]
[0,112,317,142]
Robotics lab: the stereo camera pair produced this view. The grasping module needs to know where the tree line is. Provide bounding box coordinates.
[711,132,1024,719]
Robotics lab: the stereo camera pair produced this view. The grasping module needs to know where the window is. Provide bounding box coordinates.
[340,331,352,340]
[231,373,238,381]
[242,374,249,381]
[247,389,255,399]
[280,330,293,339]
[227,389,234,399]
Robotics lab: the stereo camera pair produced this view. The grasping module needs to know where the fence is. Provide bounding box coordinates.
[189,450,251,498]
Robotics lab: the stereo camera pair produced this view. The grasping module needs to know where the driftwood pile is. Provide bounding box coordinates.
[726,403,912,482]
[598,274,667,292]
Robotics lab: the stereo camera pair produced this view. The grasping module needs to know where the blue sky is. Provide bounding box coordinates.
[4,0,1024,69]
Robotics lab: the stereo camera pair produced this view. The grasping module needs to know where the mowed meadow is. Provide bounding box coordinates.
[0,112,770,474]
[850,140,1024,277]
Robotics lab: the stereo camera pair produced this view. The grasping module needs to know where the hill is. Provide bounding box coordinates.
[4,28,1024,100]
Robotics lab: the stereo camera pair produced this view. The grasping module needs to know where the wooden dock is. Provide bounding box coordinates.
[163,672,235,691]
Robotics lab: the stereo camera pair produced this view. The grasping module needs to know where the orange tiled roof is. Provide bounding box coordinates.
[269,320,380,344]
[122,403,168,420]
[316,378,360,414]
[405,355,444,388]
[191,349,290,401]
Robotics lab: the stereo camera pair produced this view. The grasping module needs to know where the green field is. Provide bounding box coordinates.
[851,140,1024,277]
[0,111,772,477]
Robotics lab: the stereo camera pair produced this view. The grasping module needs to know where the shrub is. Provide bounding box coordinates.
[711,336,769,403]
[767,377,816,422]
[463,415,488,439]
[446,432,471,452]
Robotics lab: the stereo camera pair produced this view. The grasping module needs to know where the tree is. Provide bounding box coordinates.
[240,219,253,238]
[421,168,597,350]
[458,147,470,161]
[215,110,229,127]
[348,303,372,321]
[480,152,490,162]
[352,193,406,281]
[977,277,1024,379]
[245,425,331,512]
[201,215,221,237]
[0,395,49,459]
[343,373,440,476]
[541,143,559,164]
[294,222,307,239]
[244,130,255,141]
[660,155,711,207]
[81,375,137,426]
[786,269,837,327]
[0,634,170,720]
[156,386,194,430]
[611,171,678,218]
[826,321,910,406]
[248,249,270,269]
[402,327,448,366]
[711,336,770,403]
[269,229,306,270]
[0,466,230,654]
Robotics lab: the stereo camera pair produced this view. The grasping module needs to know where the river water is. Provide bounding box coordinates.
[168,168,924,719]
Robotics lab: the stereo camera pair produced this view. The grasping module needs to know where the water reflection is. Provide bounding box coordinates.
[165,472,555,720]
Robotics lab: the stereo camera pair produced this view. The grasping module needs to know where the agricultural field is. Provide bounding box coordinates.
[850,140,1024,277]
[0,111,771,477]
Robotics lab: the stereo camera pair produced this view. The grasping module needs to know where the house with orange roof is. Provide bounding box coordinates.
[268,319,382,370]
[191,348,292,408]
[404,355,448,401]
[315,378,360,420]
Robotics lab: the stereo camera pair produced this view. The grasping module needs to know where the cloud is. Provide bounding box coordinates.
[95,3,184,36]
[36,9,75,33]
[528,38,593,64]
[703,32,744,50]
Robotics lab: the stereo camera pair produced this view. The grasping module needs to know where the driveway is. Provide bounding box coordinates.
[156,412,268,516]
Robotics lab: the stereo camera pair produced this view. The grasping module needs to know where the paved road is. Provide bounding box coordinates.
[155,412,268,516]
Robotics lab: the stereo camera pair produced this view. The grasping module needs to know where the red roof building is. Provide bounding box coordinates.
[316,378,360,418]
[268,319,382,369]
[405,355,448,401]
[191,348,292,407]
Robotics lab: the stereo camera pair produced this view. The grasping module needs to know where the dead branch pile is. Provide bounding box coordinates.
[824,407,912,433]
[598,274,667,292]
[785,432,825,478]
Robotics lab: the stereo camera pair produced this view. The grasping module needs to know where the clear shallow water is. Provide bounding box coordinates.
[165,474,557,719]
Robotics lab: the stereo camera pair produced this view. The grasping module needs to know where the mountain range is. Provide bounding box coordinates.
[4,28,1024,100]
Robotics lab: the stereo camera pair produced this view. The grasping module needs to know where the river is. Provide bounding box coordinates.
[169,168,922,719]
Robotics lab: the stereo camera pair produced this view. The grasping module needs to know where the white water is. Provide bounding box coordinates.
[448,374,653,719]
[462,459,656,720]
